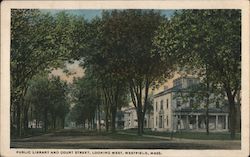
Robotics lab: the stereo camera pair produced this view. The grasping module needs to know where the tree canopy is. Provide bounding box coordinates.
[11,9,87,136]
[153,10,241,138]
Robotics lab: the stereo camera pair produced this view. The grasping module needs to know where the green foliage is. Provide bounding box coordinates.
[26,74,70,130]
[154,10,241,88]
[70,71,100,126]
[11,9,86,101]
[80,10,177,134]
[174,82,226,109]
[105,10,174,134]
[11,9,87,135]
[153,9,241,138]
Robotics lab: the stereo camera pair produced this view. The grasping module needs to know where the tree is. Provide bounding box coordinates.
[79,16,131,132]
[71,71,102,130]
[80,10,176,134]
[49,76,69,129]
[98,10,177,135]
[145,94,154,128]
[153,10,241,138]
[11,9,87,136]
[27,74,69,132]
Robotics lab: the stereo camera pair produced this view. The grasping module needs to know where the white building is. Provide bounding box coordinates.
[123,107,154,130]
[153,76,229,132]
[124,107,138,129]
[28,119,43,128]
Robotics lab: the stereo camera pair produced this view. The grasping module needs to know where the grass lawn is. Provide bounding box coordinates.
[121,129,241,140]
[11,129,167,143]
[107,132,165,141]
[56,129,165,141]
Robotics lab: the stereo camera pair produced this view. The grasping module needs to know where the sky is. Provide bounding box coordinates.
[42,9,175,21]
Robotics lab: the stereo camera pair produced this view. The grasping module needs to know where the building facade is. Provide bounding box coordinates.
[123,107,154,130]
[153,76,229,132]
[123,107,138,129]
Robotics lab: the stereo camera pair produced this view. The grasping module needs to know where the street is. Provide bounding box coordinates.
[11,129,241,149]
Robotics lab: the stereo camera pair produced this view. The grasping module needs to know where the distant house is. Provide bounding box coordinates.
[28,119,43,128]
[94,110,125,130]
[153,76,229,132]
[115,110,125,129]
[123,107,154,130]
[123,107,138,129]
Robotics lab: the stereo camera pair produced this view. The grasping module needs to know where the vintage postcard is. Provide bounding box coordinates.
[1,0,249,157]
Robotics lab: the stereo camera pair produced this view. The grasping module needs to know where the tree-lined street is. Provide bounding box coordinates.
[10,9,241,149]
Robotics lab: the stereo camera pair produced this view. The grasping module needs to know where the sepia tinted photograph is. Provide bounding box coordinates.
[9,8,241,149]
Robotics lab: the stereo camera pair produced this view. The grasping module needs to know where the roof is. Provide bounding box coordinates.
[173,75,198,82]
[154,86,190,98]
[174,107,228,114]
[154,76,200,98]
[123,107,136,112]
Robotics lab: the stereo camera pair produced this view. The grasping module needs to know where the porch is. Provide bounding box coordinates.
[173,112,229,131]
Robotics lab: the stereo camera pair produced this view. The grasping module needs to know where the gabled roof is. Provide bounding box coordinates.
[154,86,190,98]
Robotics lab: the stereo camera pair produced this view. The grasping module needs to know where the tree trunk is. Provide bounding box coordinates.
[88,119,90,130]
[97,103,101,131]
[235,103,241,132]
[53,116,56,129]
[11,104,16,137]
[44,109,48,132]
[141,113,145,134]
[61,118,65,129]
[147,114,150,129]
[23,104,29,134]
[205,64,210,135]
[35,118,38,128]
[205,92,210,135]
[235,91,241,132]
[105,108,109,132]
[16,103,22,136]
[205,103,209,135]
[137,108,143,135]
[111,107,117,133]
[225,87,236,139]
[229,101,236,139]
[92,117,95,130]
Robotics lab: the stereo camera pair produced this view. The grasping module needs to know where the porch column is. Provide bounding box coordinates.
[215,115,218,130]
[196,115,199,130]
[225,115,228,130]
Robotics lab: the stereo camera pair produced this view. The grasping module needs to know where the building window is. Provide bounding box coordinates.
[159,115,163,128]
[167,116,169,126]
[155,102,158,111]
[156,117,158,126]
[166,99,169,109]
[160,100,163,110]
